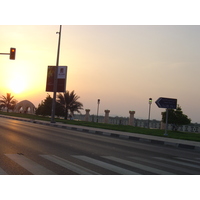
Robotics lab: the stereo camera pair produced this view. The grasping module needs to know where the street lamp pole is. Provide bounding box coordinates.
[148,98,152,128]
[51,25,62,123]
[97,99,100,123]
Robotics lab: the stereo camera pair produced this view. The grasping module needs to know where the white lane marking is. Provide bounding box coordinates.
[129,156,200,175]
[40,155,100,175]
[154,157,200,169]
[5,154,56,175]
[72,155,140,175]
[175,157,200,164]
[0,167,7,175]
[103,156,174,175]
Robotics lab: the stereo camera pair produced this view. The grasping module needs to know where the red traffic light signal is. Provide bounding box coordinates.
[10,48,16,60]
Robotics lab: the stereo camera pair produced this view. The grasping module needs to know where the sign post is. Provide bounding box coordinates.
[155,97,177,136]
[164,108,169,136]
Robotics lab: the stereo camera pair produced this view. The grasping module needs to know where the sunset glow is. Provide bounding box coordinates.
[9,76,26,94]
[1,25,200,123]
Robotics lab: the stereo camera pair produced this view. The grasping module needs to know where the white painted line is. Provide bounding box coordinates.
[103,156,174,175]
[129,156,200,175]
[5,154,56,175]
[154,157,200,169]
[174,157,200,164]
[72,155,140,175]
[40,155,100,175]
[0,167,7,175]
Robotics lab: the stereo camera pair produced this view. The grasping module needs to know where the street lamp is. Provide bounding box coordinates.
[148,98,152,128]
[97,99,100,123]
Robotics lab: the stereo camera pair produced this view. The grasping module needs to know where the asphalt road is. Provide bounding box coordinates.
[0,117,200,175]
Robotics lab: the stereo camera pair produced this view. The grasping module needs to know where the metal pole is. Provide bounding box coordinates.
[51,25,62,123]
[148,98,152,129]
[148,104,151,128]
[0,53,10,55]
[97,99,100,123]
[164,108,169,136]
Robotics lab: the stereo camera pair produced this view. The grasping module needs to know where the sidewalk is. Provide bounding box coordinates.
[1,114,200,152]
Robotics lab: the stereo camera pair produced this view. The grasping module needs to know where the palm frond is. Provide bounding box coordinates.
[56,90,83,119]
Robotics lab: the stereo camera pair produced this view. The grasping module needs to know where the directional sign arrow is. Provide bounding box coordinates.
[155,97,177,109]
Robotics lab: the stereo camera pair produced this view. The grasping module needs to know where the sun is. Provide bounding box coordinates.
[4,61,36,96]
[9,76,26,94]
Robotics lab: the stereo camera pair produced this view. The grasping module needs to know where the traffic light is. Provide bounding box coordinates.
[10,48,16,60]
[149,98,152,104]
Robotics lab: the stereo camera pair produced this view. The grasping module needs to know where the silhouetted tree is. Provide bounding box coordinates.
[35,94,63,116]
[162,105,191,131]
[0,93,17,112]
[57,90,83,120]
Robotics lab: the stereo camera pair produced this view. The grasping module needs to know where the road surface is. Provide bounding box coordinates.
[0,117,200,175]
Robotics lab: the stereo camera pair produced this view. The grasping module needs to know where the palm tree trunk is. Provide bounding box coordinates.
[65,108,68,120]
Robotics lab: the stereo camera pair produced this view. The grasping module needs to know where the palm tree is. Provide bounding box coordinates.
[57,90,83,119]
[0,93,17,112]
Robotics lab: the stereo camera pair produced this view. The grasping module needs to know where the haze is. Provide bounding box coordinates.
[0,25,200,123]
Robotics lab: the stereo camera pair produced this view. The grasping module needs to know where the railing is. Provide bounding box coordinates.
[73,114,200,133]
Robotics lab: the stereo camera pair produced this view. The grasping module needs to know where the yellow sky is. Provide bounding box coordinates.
[1,25,200,123]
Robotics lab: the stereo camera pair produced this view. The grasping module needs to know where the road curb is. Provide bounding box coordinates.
[1,114,200,152]
[34,120,200,151]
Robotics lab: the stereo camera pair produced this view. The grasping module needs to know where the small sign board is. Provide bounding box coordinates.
[57,66,67,79]
[46,66,67,92]
[155,97,177,109]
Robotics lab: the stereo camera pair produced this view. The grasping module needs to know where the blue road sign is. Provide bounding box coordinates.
[155,97,177,109]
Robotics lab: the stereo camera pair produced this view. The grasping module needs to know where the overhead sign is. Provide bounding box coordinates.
[155,97,177,109]
[46,66,68,92]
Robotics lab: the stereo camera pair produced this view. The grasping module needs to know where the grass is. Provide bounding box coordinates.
[1,111,200,142]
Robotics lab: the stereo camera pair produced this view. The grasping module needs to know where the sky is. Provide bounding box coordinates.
[1,25,200,122]
[1,0,200,124]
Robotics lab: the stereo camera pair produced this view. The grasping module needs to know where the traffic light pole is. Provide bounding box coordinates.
[0,53,10,55]
[10,48,16,59]
[0,48,16,60]
[51,25,62,123]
